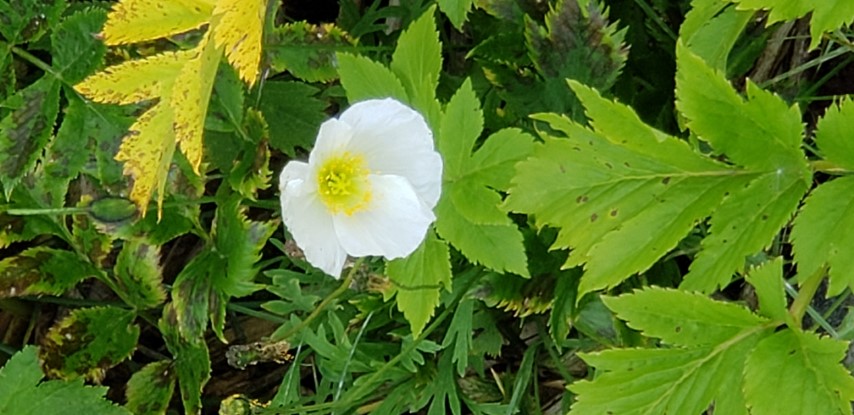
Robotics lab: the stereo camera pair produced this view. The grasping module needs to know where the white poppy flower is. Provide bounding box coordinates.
[279,98,443,277]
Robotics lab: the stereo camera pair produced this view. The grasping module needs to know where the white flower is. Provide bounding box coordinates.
[279,98,443,277]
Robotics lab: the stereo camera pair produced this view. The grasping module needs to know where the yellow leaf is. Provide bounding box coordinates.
[75,50,192,104]
[115,102,177,218]
[170,33,221,174]
[212,0,266,86]
[101,0,216,45]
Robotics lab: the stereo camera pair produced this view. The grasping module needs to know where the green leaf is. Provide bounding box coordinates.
[0,77,61,196]
[225,109,272,198]
[51,9,108,84]
[336,52,408,104]
[603,287,768,346]
[744,330,854,414]
[680,1,752,71]
[267,21,355,82]
[0,247,96,298]
[436,79,533,276]
[744,257,789,323]
[390,5,442,127]
[213,195,277,298]
[40,307,139,381]
[730,0,854,49]
[506,88,745,296]
[442,298,474,376]
[114,238,166,310]
[387,231,452,336]
[791,176,854,296]
[160,304,211,415]
[172,250,217,343]
[125,360,176,415]
[259,80,329,157]
[428,352,463,415]
[438,0,474,30]
[0,346,131,415]
[815,98,854,170]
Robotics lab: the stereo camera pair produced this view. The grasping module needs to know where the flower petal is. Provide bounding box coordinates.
[333,174,435,259]
[340,99,443,207]
[309,117,354,168]
[280,161,348,277]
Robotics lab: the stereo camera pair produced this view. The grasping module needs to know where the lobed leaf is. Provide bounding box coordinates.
[100,0,215,45]
[113,238,167,309]
[814,98,854,171]
[267,22,355,83]
[337,52,408,104]
[729,0,854,49]
[387,231,452,336]
[390,5,442,128]
[680,0,752,71]
[40,307,140,382]
[0,247,97,298]
[744,257,789,323]
[50,9,108,84]
[212,0,266,85]
[160,304,211,415]
[744,330,854,414]
[791,176,854,296]
[260,81,328,157]
[438,0,475,30]
[212,196,277,299]
[0,346,131,415]
[603,287,768,346]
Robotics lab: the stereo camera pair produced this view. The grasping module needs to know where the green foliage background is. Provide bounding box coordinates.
[2,0,854,414]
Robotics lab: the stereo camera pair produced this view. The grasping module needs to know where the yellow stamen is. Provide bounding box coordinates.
[316,152,372,215]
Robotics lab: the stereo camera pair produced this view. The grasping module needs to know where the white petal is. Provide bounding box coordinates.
[333,174,435,259]
[309,117,354,168]
[339,99,443,206]
[280,168,348,277]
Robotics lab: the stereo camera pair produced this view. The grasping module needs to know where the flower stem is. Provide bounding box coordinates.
[274,258,363,341]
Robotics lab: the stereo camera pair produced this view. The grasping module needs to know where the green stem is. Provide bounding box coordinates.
[789,265,826,326]
[11,45,66,83]
[273,258,363,341]
[227,303,289,324]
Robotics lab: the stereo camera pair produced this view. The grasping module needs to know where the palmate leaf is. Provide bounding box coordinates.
[571,287,772,415]
[792,100,854,295]
[506,43,810,297]
[0,346,130,415]
[729,0,854,49]
[436,79,533,276]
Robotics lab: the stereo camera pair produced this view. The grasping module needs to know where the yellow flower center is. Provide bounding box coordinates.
[316,152,372,215]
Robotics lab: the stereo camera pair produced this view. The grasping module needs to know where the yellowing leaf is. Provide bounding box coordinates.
[115,102,176,218]
[171,33,221,173]
[75,50,191,105]
[101,0,215,45]
[212,0,266,85]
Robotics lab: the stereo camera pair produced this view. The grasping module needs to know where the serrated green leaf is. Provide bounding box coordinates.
[744,330,854,415]
[267,21,355,82]
[681,171,807,291]
[72,209,114,268]
[815,98,854,171]
[506,88,748,296]
[0,247,96,298]
[40,307,139,381]
[205,63,244,133]
[51,9,108,84]
[675,43,807,173]
[730,0,854,49]
[427,351,463,415]
[160,304,211,415]
[390,5,442,128]
[0,77,61,196]
[744,257,789,323]
[0,346,131,415]
[226,109,272,199]
[442,298,474,376]
[436,80,533,275]
[259,81,328,157]
[39,95,99,206]
[337,52,408,103]
[680,1,752,71]
[387,231,452,336]
[213,196,277,298]
[791,176,854,296]
[603,287,768,346]
[114,238,166,309]
[125,360,176,415]
[172,250,217,343]
[438,0,474,30]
